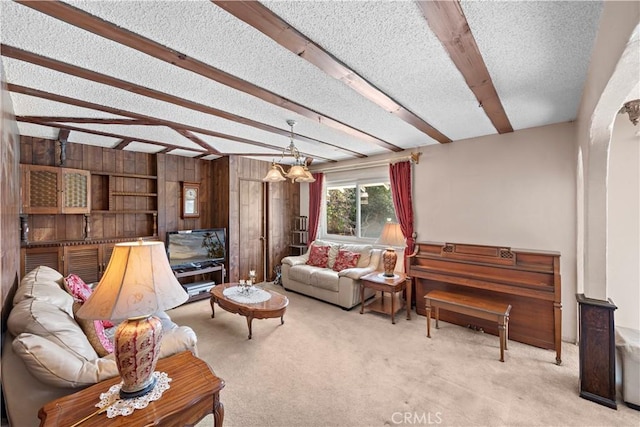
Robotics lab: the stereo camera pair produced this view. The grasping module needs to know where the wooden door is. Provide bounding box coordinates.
[239,179,265,283]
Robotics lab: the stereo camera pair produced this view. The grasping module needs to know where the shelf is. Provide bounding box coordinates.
[111,192,157,197]
[92,210,158,214]
[91,172,157,179]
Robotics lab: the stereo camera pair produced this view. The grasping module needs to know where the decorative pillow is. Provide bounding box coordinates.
[306,245,330,268]
[64,274,114,328]
[72,302,114,357]
[63,274,93,303]
[332,250,362,272]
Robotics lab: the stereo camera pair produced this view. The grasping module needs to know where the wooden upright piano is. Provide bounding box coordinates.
[408,242,562,364]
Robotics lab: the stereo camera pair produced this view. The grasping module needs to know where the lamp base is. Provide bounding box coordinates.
[382,248,397,277]
[114,315,163,399]
[119,376,157,399]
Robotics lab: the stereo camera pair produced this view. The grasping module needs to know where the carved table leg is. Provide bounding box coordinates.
[360,283,365,314]
[210,297,216,319]
[435,307,440,329]
[280,315,285,325]
[246,316,254,339]
[391,291,396,324]
[213,393,224,427]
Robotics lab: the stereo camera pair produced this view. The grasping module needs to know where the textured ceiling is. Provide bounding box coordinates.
[0,0,603,165]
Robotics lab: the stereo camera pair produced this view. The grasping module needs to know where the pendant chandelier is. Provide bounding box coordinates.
[262,120,316,183]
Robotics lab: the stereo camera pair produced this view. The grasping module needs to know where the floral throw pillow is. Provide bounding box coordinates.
[72,302,114,357]
[332,250,361,272]
[306,245,330,268]
[64,274,114,328]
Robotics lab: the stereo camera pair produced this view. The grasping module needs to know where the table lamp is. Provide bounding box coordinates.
[377,222,406,277]
[77,240,188,399]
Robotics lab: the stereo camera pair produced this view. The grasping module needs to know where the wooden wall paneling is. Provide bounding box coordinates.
[1,80,21,334]
[199,160,211,229]
[31,138,56,166]
[20,136,33,164]
[227,156,240,282]
[164,154,178,182]
[65,214,84,240]
[122,150,136,175]
[64,141,81,169]
[165,180,180,233]
[156,153,166,241]
[102,146,115,173]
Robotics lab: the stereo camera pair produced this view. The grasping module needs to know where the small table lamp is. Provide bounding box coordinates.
[377,222,406,277]
[77,240,188,399]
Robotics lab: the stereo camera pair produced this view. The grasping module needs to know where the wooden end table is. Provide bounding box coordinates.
[38,351,224,427]
[360,271,411,324]
[210,283,289,339]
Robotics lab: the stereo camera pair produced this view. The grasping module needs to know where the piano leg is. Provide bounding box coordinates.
[426,302,431,338]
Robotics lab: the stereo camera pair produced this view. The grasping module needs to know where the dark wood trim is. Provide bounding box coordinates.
[1,44,365,159]
[16,1,401,152]
[174,129,219,154]
[10,84,327,158]
[416,1,513,134]
[24,116,144,125]
[213,0,451,144]
[114,139,133,150]
[17,115,201,153]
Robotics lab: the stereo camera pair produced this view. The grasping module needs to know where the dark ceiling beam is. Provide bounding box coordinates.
[213,1,452,144]
[174,129,221,155]
[17,116,204,152]
[114,139,133,150]
[9,84,339,161]
[15,1,401,152]
[19,116,143,125]
[416,0,513,134]
[1,45,365,159]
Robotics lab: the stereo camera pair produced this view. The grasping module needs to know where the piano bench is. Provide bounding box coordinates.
[425,290,512,362]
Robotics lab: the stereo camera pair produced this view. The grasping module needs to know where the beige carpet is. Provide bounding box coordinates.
[167,283,639,427]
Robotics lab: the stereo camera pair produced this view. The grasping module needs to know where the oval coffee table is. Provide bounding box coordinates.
[210,283,289,339]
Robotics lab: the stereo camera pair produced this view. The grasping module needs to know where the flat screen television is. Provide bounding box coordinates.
[166,228,226,269]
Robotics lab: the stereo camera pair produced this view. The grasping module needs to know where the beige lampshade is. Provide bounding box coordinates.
[77,241,188,321]
[377,222,405,247]
[262,163,286,182]
[285,164,308,182]
[295,166,316,183]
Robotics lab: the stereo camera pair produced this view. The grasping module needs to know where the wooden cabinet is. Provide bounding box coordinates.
[21,246,63,277]
[63,243,116,284]
[21,164,91,214]
[22,241,117,285]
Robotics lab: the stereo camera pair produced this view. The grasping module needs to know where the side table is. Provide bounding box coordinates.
[38,351,225,427]
[360,271,411,324]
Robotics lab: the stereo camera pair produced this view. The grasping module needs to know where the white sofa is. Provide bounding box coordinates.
[281,239,381,309]
[1,266,198,427]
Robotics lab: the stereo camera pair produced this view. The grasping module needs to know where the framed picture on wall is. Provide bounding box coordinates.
[182,182,200,218]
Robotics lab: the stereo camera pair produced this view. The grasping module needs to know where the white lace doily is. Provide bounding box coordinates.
[97,371,171,418]
[223,286,272,303]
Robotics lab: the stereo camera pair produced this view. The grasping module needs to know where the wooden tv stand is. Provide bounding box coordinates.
[408,242,562,364]
[174,263,226,303]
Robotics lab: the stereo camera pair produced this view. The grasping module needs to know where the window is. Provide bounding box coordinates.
[324,175,397,241]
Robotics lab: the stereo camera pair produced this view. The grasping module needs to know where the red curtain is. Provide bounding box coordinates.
[389,161,414,268]
[307,173,324,245]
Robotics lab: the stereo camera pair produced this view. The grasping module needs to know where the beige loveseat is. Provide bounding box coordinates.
[1,266,198,427]
[281,239,381,309]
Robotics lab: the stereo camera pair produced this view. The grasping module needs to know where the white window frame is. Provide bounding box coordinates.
[320,167,395,244]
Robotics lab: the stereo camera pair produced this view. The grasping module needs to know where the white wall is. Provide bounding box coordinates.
[413,122,578,341]
[607,113,640,330]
